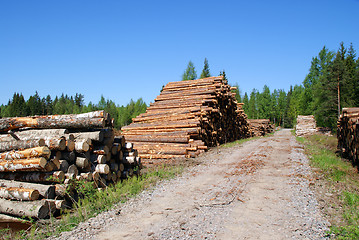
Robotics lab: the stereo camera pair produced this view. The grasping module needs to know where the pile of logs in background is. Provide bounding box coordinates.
[247,119,274,137]
[337,108,359,165]
[0,111,140,219]
[121,76,249,163]
[295,115,318,136]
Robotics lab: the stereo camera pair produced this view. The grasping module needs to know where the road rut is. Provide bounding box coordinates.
[55,129,329,240]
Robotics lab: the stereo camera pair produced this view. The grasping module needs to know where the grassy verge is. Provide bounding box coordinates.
[2,164,183,240]
[297,134,359,239]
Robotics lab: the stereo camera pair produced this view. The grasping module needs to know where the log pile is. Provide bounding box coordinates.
[296,115,318,136]
[337,108,359,164]
[0,111,140,219]
[122,76,249,162]
[247,119,274,137]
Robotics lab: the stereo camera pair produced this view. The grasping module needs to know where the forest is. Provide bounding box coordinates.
[0,93,147,129]
[1,42,358,131]
[239,42,359,130]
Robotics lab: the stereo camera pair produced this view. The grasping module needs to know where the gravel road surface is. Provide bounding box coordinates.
[54,129,330,240]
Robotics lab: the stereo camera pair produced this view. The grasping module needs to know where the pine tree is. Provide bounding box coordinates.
[182,61,197,80]
[200,58,210,79]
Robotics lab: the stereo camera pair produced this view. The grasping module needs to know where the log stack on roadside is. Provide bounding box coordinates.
[247,119,274,137]
[337,108,359,165]
[121,76,249,163]
[0,111,140,219]
[296,115,318,136]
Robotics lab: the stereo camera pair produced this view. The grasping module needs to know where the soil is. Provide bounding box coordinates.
[53,129,330,239]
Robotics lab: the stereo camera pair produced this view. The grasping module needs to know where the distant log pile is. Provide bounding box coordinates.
[0,111,140,219]
[247,119,274,137]
[296,115,318,136]
[122,76,249,162]
[337,108,359,164]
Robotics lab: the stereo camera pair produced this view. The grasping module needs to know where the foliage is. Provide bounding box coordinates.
[298,134,359,239]
[0,94,147,129]
[182,61,197,80]
[239,42,359,130]
[200,58,211,79]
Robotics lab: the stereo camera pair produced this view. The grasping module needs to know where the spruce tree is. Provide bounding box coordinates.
[200,58,210,79]
[182,61,197,80]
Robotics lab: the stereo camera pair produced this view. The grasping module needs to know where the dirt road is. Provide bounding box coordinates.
[56,129,329,240]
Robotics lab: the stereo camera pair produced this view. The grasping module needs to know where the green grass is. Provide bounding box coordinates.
[6,164,183,240]
[297,134,359,239]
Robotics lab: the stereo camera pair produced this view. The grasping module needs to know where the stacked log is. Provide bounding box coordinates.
[296,115,318,136]
[122,76,249,162]
[0,111,140,219]
[247,119,274,137]
[337,108,359,165]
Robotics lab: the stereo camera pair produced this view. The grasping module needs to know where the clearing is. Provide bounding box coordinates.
[55,129,329,240]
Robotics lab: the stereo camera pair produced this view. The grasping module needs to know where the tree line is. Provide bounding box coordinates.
[240,42,359,130]
[0,92,147,129]
[2,45,358,131]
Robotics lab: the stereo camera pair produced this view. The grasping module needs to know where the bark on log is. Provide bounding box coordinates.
[0,171,65,183]
[138,154,187,159]
[0,146,51,160]
[72,131,104,142]
[0,157,47,172]
[0,129,69,142]
[122,128,200,136]
[0,116,106,133]
[124,135,190,143]
[0,139,45,152]
[0,198,51,219]
[121,119,200,131]
[0,179,55,199]
[0,186,39,201]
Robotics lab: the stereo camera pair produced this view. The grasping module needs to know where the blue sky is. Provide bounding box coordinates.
[1,0,358,106]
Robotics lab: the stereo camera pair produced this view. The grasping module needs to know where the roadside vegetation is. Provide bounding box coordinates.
[0,165,184,240]
[297,134,359,239]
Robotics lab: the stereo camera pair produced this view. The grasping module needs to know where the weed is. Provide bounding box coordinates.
[298,134,359,239]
